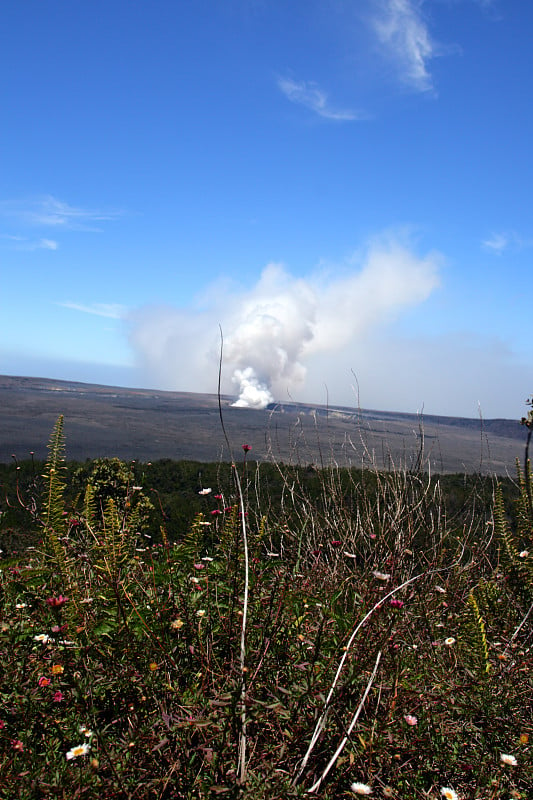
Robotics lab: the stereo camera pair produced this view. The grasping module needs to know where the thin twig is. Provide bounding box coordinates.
[294,572,424,785]
[306,650,382,794]
[217,327,250,785]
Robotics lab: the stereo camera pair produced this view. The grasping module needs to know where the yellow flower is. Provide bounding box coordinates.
[51,664,64,675]
[170,618,184,630]
[149,662,159,671]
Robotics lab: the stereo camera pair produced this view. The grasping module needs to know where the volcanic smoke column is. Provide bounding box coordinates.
[224,264,317,409]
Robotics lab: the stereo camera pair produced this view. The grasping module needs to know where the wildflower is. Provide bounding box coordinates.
[50,664,64,675]
[518,550,529,558]
[214,494,223,500]
[440,789,458,800]
[198,488,212,495]
[53,691,64,702]
[12,740,24,752]
[372,570,391,581]
[390,599,404,609]
[170,618,184,630]
[331,539,341,546]
[242,444,251,452]
[15,603,28,609]
[201,556,214,561]
[500,753,517,766]
[34,634,50,644]
[79,725,93,738]
[351,783,372,795]
[66,742,91,760]
[196,609,206,617]
[404,714,418,726]
[149,662,159,671]
[193,563,205,569]
[445,637,456,646]
[46,595,68,609]
[211,509,221,516]
[38,676,51,687]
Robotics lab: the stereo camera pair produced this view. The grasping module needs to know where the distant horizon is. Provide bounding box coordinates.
[1,371,524,424]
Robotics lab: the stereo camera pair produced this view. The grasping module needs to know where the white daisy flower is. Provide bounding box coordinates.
[66,742,90,760]
[440,788,458,800]
[351,783,372,795]
[500,753,517,766]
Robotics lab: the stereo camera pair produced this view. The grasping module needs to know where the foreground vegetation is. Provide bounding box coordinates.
[1,414,532,799]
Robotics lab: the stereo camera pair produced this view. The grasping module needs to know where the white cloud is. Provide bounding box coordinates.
[372,0,435,92]
[128,233,442,408]
[482,231,533,254]
[482,232,508,254]
[277,77,363,121]
[0,235,59,251]
[1,195,122,232]
[39,238,59,250]
[59,302,127,319]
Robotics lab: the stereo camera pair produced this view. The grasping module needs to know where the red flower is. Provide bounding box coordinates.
[211,509,221,516]
[12,740,24,752]
[242,444,251,453]
[331,540,341,547]
[53,691,64,703]
[38,676,51,687]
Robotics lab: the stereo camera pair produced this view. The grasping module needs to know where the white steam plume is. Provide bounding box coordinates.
[128,235,441,408]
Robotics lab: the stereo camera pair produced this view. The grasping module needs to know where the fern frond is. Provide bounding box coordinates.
[461,591,491,676]
[41,416,69,581]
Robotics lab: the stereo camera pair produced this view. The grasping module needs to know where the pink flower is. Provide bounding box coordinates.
[390,599,404,609]
[46,595,68,609]
[193,563,205,570]
[12,740,24,752]
[331,540,341,547]
[53,691,64,703]
[211,509,221,516]
[242,444,251,453]
[404,714,418,726]
[214,494,223,500]
[38,676,51,687]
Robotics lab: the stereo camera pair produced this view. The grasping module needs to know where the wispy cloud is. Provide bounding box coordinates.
[0,234,59,251]
[372,0,435,93]
[1,195,122,232]
[59,302,127,319]
[277,77,364,121]
[482,232,509,254]
[482,230,533,254]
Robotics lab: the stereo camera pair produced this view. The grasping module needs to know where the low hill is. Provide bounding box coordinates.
[0,374,526,474]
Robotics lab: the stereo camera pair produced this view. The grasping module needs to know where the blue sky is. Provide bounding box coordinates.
[1,0,532,418]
